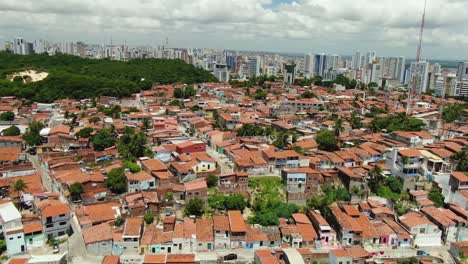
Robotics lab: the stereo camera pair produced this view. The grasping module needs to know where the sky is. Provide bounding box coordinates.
[1,0,468,60]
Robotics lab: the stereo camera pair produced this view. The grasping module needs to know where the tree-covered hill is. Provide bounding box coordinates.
[0,52,217,102]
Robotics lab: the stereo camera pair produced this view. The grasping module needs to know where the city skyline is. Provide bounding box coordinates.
[1,0,468,60]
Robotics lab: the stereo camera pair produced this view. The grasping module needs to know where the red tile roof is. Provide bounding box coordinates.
[228,210,247,232]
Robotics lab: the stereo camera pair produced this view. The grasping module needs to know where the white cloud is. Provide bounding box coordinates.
[0,0,467,59]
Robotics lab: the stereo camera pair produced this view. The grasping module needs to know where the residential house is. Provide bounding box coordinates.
[196,218,214,251]
[218,171,249,195]
[37,200,71,240]
[184,179,208,201]
[382,219,412,248]
[172,218,196,253]
[387,149,423,178]
[307,209,337,248]
[262,147,302,171]
[213,215,230,250]
[23,221,43,248]
[282,168,322,205]
[75,201,121,228]
[228,210,247,249]
[448,172,468,210]
[82,222,113,255]
[450,241,468,263]
[329,249,352,264]
[122,218,143,254]
[0,202,26,256]
[125,170,156,193]
[175,140,207,155]
[421,206,467,243]
[399,212,442,247]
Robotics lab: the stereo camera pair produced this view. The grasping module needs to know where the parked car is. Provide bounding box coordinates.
[53,242,60,254]
[416,250,430,256]
[224,254,238,261]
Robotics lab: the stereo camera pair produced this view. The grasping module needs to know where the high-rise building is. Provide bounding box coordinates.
[366,51,377,64]
[326,54,340,71]
[457,62,468,81]
[314,53,326,77]
[434,73,456,97]
[455,80,468,97]
[396,56,406,83]
[408,60,430,94]
[13,37,24,55]
[303,53,313,78]
[283,64,296,85]
[226,55,236,70]
[248,56,261,78]
[213,64,230,82]
[352,51,362,70]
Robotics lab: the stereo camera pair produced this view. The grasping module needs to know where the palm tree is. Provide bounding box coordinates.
[334,118,345,137]
[13,179,27,207]
[368,165,383,193]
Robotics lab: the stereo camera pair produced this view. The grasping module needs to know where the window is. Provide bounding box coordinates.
[419,228,426,234]
[46,224,53,228]
[17,236,21,239]
[198,243,202,246]
[161,247,165,250]
[9,237,13,240]
[59,214,66,217]
[60,221,67,226]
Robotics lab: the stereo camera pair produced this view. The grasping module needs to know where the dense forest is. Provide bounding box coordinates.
[0,52,217,102]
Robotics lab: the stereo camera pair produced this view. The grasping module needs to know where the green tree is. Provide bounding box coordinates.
[206,174,218,188]
[169,100,182,107]
[91,128,115,151]
[333,118,345,137]
[13,179,27,198]
[118,129,147,159]
[2,125,20,136]
[349,112,362,129]
[302,91,314,98]
[316,130,339,151]
[429,187,444,207]
[105,168,127,194]
[89,116,101,124]
[272,130,297,149]
[368,165,384,193]
[23,121,45,146]
[114,216,124,227]
[184,197,205,217]
[452,151,468,172]
[123,160,141,173]
[174,88,185,98]
[368,82,379,89]
[184,86,196,98]
[75,127,94,138]
[144,212,154,225]
[0,111,15,121]
[69,182,84,201]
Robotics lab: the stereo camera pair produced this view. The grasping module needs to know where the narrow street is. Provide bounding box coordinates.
[29,154,89,263]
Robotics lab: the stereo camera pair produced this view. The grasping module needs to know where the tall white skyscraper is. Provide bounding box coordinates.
[457,62,468,81]
[352,51,362,70]
[408,60,430,94]
[326,54,340,71]
[303,53,313,78]
[366,51,377,64]
[13,37,24,55]
[248,56,261,78]
[396,56,406,83]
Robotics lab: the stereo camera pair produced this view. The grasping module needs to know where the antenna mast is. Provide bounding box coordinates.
[407,0,427,116]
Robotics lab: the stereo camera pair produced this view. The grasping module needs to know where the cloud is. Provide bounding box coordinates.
[0,0,467,59]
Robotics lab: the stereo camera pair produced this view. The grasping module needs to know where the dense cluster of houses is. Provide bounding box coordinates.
[0,80,467,264]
